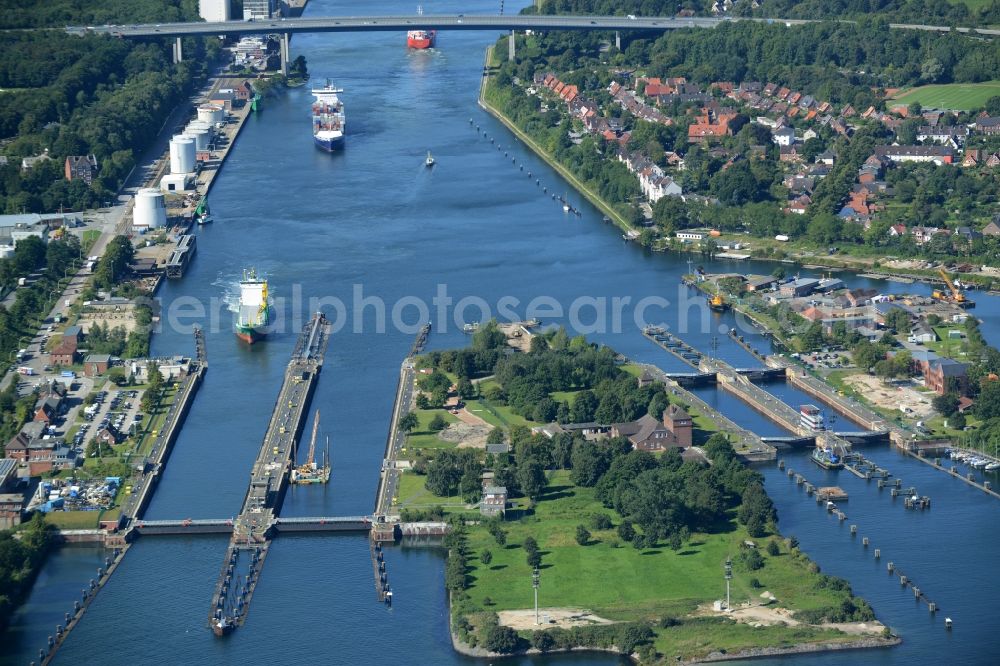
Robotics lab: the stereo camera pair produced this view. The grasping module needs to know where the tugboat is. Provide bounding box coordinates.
[195,198,212,224]
[425,150,435,167]
[811,446,843,470]
[708,293,729,312]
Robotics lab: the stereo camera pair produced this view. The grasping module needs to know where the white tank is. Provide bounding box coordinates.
[186,127,210,151]
[134,188,167,229]
[197,104,224,124]
[169,135,196,174]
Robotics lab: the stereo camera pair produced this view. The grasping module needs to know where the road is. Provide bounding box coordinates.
[70,14,1000,39]
[375,362,414,519]
[0,72,227,396]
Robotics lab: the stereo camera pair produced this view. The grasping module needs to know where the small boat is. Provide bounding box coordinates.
[425,151,435,167]
[985,462,1000,471]
[811,446,843,470]
[563,202,571,212]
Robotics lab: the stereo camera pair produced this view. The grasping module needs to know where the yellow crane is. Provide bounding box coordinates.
[291,410,331,484]
[933,268,966,304]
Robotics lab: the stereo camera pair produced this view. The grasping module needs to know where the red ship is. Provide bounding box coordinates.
[407,28,436,49]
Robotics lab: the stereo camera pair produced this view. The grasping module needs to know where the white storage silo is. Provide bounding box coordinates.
[169,135,196,174]
[186,127,210,151]
[198,104,224,124]
[134,188,167,229]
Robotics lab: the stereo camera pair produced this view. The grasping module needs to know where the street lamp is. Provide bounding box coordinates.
[532,568,540,625]
[724,558,732,611]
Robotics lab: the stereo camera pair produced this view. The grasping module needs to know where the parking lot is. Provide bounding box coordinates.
[74,387,146,456]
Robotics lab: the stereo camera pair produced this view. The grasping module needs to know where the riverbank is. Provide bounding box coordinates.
[476,48,999,293]
[478,47,634,233]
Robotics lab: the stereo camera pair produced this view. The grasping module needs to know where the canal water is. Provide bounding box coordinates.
[4,0,1000,662]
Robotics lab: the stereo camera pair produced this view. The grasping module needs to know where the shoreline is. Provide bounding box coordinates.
[475,51,997,293]
[448,591,899,664]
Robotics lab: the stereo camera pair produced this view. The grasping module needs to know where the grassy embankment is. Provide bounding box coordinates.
[479,45,635,233]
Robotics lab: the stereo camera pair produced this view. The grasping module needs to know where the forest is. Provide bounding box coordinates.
[531,0,1000,28]
[0,0,217,214]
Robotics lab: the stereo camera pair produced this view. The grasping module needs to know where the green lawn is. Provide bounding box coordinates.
[394,470,470,512]
[44,510,101,530]
[403,409,462,452]
[891,81,1000,110]
[460,471,871,659]
[946,0,994,10]
[462,400,505,428]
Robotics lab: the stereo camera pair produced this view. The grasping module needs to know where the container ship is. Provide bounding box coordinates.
[311,80,345,152]
[236,268,270,344]
[407,6,435,48]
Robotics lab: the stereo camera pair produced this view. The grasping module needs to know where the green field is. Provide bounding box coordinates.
[947,0,994,11]
[891,81,1000,110]
[458,471,876,659]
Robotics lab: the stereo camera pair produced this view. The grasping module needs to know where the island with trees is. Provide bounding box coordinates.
[391,323,894,662]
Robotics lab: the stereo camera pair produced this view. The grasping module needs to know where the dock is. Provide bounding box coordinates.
[208,312,331,634]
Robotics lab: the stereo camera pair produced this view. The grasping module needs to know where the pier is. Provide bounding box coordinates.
[208,312,331,634]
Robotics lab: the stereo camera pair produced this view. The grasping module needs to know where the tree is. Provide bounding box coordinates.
[575,524,591,545]
[517,459,547,501]
[428,413,447,432]
[480,549,493,566]
[484,625,520,654]
[398,411,419,433]
[617,521,635,542]
[523,536,538,556]
[527,549,542,568]
[932,392,959,417]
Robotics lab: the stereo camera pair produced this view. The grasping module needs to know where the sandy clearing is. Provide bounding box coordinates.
[698,602,885,636]
[438,422,493,449]
[498,608,616,630]
[842,374,934,418]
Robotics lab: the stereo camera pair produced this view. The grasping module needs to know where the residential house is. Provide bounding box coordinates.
[480,485,508,517]
[982,221,1000,237]
[64,155,98,184]
[21,151,52,171]
[772,127,795,146]
[908,325,937,344]
[816,150,836,165]
[975,116,1000,135]
[916,126,968,146]
[676,230,706,241]
[874,145,954,165]
[779,145,803,162]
